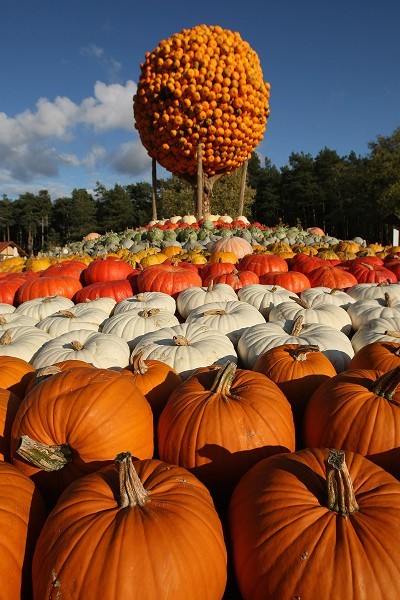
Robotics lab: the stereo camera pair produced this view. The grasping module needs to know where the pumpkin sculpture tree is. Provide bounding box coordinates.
[133,24,270,217]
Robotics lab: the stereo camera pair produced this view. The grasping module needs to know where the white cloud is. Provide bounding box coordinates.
[79,80,137,131]
[82,145,107,170]
[109,141,151,175]
[0,80,139,189]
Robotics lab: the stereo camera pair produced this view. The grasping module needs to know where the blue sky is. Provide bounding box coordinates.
[1,0,399,200]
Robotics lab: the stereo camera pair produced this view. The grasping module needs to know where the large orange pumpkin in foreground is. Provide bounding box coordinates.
[10,366,154,507]
[228,448,400,599]
[32,453,227,599]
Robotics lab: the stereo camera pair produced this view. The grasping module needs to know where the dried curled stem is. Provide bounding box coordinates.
[115,451,148,508]
[326,449,359,517]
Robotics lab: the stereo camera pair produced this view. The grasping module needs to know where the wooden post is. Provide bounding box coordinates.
[151,158,158,221]
[238,159,248,217]
[196,143,203,220]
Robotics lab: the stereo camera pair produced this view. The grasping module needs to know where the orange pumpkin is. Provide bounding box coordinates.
[303,366,400,478]
[123,350,182,440]
[11,366,154,507]
[253,344,336,435]
[32,453,227,599]
[349,341,400,372]
[0,461,46,600]
[238,252,288,276]
[229,448,400,599]
[157,361,295,509]
[0,388,23,461]
[137,263,202,298]
[15,276,83,304]
[0,355,36,398]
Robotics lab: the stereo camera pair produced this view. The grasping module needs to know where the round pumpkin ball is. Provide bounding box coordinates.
[133,24,270,180]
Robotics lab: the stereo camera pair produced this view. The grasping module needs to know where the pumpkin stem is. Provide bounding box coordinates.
[32,365,63,387]
[130,350,149,374]
[203,309,227,316]
[207,281,214,292]
[289,344,320,361]
[326,449,359,517]
[43,296,58,303]
[70,340,84,351]
[371,365,400,400]
[292,297,310,309]
[0,330,12,346]
[56,310,76,318]
[210,361,237,395]
[384,293,392,308]
[384,330,400,339]
[115,451,148,508]
[173,335,190,346]
[141,308,160,318]
[290,315,304,336]
[0,316,7,325]
[16,435,73,471]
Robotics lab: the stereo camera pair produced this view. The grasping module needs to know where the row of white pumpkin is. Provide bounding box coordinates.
[0,281,399,379]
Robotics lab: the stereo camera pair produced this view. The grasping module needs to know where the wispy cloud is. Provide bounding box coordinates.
[81,43,122,82]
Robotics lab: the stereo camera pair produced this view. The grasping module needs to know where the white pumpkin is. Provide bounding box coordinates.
[176,282,237,319]
[132,322,237,380]
[169,216,182,224]
[203,213,220,222]
[346,282,400,302]
[182,214,198,225]
[0,313,39,329]
[101,308,180,350]
[237,317,354,372]
[347,293,400,331]
[300,286,356,310]
[36,305,108,337]
[78,297,117,316]
[32,329,130,370]
[0,326,52,363]
[113,292,176,316]
[186,300,266,347]
[351,316,400,353]
[0,303,15,314]
[14,296,74,321]
[237,284,299,319]
[269,297,352,336]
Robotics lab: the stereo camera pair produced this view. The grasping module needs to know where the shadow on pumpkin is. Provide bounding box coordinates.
[368,447,400,481]
[191,443,293,514]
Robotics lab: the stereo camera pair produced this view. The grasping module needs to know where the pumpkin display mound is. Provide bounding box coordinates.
[133,24,270,182]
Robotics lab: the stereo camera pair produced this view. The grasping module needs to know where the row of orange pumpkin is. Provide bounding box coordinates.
[0,334,400,598]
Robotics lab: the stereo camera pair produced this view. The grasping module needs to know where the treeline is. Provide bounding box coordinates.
[0,128,399,252]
